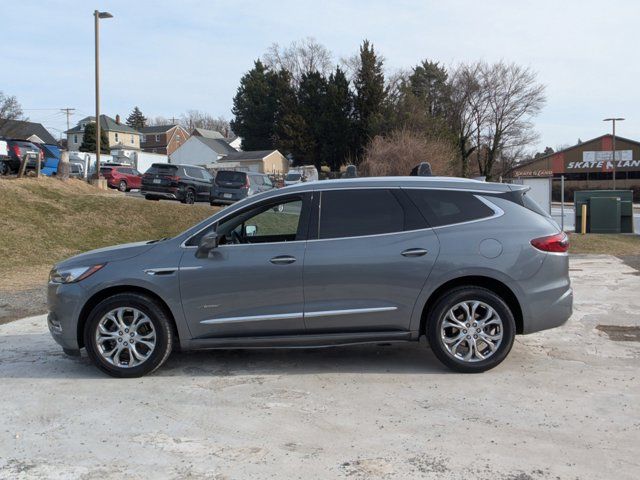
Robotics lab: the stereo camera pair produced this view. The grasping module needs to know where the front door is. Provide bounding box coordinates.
[179,193,311,339]
[303,188,440,333]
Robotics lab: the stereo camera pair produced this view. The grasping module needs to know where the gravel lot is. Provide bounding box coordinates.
[0,255,638,479]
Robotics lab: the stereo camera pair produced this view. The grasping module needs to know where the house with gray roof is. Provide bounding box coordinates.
[140,124,190,156]
[169,134,239,166]
[0,119,57,144]
[65,114,142,151]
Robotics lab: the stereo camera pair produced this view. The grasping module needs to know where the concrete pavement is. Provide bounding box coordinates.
[0,255,638,479]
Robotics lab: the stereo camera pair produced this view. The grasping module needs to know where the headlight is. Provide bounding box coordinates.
[49,264,105,284]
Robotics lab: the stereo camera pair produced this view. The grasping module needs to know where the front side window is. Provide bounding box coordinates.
[319,189,406,239]
[405,189,494,227]
[187,195,305,246]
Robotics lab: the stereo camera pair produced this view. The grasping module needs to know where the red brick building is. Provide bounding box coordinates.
[140,125,190,156]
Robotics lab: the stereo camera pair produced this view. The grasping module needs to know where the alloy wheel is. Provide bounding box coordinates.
[440,300,503,362]
[95,307,156,368]
[118,180,127,192]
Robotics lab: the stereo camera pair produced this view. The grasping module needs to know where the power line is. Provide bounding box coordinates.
[60,107,76,132]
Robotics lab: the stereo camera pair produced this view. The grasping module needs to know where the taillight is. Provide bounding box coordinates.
[531,232,569,253]
[11,145,20,157]
[244,177,250,189]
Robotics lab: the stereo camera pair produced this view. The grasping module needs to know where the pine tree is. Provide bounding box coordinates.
[353,40,386,161]
[321,67,353,171]
[126,107,146,130]
[79,122,109,153]
[231,61,276,150]
[294,71,327,168]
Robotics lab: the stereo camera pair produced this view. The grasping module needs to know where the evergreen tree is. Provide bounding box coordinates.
[79,122,109,153]
[231,61,276,150]
[294,71,328,168]
[126,107,147,130]
[353,40,386,161]
[321,67,353,171]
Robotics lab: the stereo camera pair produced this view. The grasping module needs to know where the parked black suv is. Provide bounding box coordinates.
[0,139,42,175]
[141,163,213,204]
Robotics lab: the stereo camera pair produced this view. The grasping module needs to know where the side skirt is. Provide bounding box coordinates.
[188,331,416,350]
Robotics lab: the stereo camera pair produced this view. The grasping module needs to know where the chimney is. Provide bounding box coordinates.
[115,114,121,125]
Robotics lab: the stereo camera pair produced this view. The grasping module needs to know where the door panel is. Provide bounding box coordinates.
[179,242,306,339]
[303,230,439,333]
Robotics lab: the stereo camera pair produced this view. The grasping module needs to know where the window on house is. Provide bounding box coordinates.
[141,135,146,143]
[74,134,78,144]
[155,135,159,142]
[131,135,134,144]
[176,134,181,142]
[115,132,119,142]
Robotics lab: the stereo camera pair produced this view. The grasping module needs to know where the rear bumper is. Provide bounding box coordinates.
[520,253,573,334]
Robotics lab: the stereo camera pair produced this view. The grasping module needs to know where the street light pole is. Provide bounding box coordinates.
[94,10,113,181]
[603,117,625,190]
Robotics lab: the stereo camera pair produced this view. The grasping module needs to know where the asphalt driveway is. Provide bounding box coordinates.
[0,255,638,479]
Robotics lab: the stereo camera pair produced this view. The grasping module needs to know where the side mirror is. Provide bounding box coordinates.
[244,225,257,237]
[196,231,219,258]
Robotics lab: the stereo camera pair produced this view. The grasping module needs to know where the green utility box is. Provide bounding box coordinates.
[574,190,634,233]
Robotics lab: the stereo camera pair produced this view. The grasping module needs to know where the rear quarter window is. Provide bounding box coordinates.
[405,189,495,227]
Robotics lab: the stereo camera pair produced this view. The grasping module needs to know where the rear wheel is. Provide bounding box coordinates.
[0,161,9,176]
[426,287,515,373]
[84,293,173,378]
[118,180,128,192]
[182,189,196,205]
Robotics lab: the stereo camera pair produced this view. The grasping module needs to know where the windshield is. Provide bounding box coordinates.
[285,173,302,181]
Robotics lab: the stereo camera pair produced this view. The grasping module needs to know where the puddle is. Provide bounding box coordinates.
[596,325,640,342]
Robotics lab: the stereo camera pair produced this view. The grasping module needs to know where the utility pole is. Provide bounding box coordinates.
[603,117,625,190]
[94,10,113,182]
[60,108,76,132]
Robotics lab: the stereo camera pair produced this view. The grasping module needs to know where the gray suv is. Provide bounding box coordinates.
[47,177,572,378]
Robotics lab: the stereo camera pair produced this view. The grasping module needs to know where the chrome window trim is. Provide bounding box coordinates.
[181,186,505,248]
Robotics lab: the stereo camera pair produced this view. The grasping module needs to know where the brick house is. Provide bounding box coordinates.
[139,125,190,156]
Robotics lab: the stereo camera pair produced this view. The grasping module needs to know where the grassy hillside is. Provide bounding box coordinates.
[0,178,216,289]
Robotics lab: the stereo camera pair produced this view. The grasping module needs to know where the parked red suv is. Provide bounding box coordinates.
[100,165,142,192]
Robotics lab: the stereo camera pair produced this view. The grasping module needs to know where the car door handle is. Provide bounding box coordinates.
[401,248,428,257]
[270,255,296,265]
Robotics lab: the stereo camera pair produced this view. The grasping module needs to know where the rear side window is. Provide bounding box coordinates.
[522,192,550,218]
[319,189,411,239]
[405,189,494,227]
[184,167,204,179]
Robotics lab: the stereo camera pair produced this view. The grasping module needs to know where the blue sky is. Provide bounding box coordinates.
[2,0,638,151]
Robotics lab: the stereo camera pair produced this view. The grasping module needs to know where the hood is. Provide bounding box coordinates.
[55,241,158,269]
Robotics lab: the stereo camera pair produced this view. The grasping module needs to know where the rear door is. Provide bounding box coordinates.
[302,188,440,333]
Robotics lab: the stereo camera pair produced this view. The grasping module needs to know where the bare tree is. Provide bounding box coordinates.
[179,111,232,137]
[147,116,175,126]
[0,91,25,132]
[263,37,333,86]
[360,129,457,177]
[479,62,545,180]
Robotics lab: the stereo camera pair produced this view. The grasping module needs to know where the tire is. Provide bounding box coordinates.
[426,287,515,373]
[145,194,159,201]
[182,189,195,205]
[0,161,9,176]
[118,180,128,192]
[84,293,174,378]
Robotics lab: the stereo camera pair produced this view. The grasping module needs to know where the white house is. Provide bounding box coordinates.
[169,135,238,166]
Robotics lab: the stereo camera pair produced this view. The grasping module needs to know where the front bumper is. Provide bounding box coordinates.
[47,282,86,350]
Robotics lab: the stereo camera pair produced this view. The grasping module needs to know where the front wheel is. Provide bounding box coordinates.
[118,180,128,192]
[426,287,515,373]
[84,293,174,378]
